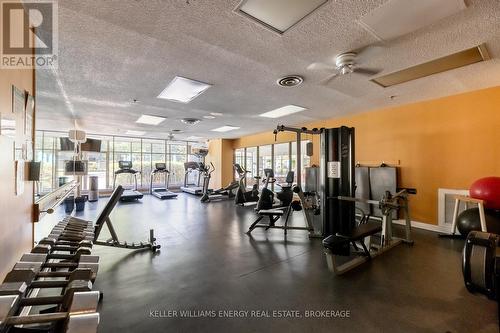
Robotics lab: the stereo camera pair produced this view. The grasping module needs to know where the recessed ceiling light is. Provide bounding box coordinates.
[126,130,146,136]
[259,105,306,118]
[157,76,212,103]
[180,118,201,125]
[211,126,240,132]
[186,136,203,141]
[210,112,223,116]
[236,0,328,34]
[136,114,166,125]
[203,115,216,119]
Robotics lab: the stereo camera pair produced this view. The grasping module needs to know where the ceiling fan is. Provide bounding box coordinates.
[308,47,382,85]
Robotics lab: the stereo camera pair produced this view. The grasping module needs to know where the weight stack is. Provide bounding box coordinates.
[88,176,99,202]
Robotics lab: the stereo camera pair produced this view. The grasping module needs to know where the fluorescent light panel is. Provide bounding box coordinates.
[136,114,166,125]
[259,105,306,118]
[237,0,328,33]
[126,130,146,136]
[157,76,211,103]
[211,126,240,132]
[358,0,466,41]
[186,136,203,141]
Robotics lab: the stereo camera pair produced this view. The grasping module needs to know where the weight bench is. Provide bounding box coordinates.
[92,185,160,251]
[323,190,414,275]
[247,201,312,235]
[323,221,382,258]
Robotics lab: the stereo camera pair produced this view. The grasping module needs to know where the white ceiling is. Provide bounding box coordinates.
[35,0,500,141]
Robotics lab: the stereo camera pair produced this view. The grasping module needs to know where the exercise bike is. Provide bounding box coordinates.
[234,163,259,206]
[200,162,238,203]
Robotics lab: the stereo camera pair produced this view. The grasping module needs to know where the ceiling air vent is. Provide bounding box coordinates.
[277,75,303,87]
[180,118,201,125]
[371,44,490,88]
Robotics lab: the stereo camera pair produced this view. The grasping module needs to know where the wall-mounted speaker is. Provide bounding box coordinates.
[28,161,41,181]
[306,142,314,157]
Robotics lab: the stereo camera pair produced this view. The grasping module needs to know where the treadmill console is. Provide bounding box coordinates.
[119,161,132,170]
[156,163,166,170]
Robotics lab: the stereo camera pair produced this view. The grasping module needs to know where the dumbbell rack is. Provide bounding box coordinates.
[0,217,101,332]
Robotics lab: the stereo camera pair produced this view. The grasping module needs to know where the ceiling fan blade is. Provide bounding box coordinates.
[353,43,385,62]
[353,67,381,76]
[307,62,336,71]
[321,72,340,85]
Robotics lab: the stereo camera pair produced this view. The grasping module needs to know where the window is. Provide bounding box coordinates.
[114,140,131,152]
[258,145,272,182]
[245,147,257,186]
[85,151,107,190]
[170,153,187,186]
[234,148,245,179]
[169,142,188,186]
[34,131,199,193]
[291,140,311,188]
[274,143,290,184]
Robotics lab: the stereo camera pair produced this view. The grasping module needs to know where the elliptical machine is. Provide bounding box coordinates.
[234,163,259,206]
[256,169,294,211]
[200,162,239,203]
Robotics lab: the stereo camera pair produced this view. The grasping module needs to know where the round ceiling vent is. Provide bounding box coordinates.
[277,75,303,87]
[180,118,201,125]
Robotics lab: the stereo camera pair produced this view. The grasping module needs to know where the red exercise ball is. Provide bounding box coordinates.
[470,177,500,210]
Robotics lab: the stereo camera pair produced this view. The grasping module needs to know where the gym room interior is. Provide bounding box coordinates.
[1,0,500,332]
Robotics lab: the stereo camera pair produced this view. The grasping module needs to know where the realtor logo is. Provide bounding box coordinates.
[1,0,58,69]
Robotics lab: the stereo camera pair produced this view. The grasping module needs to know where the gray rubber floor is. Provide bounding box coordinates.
[37,193,498,333]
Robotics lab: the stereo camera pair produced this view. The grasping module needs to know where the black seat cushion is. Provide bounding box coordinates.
[258,209,285,216]
[339,221,382,240]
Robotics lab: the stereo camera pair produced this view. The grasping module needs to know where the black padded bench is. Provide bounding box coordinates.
[322,221,382,257]
[247,207,292,233]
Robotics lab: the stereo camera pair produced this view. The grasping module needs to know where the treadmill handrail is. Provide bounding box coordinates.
[115,169,140,175]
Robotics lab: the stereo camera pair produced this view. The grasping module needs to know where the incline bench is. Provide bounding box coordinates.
[73,185,160,252]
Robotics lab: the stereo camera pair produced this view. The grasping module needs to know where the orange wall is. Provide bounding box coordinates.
[230,86,500,224]
[0,69,35,280]
[206,139,234,188]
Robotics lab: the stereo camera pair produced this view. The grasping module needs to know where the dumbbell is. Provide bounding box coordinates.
[19,253,99,273]
[0,291,100,333]
[39,237,93,249]
[30,246,91,260]
[32,241,92,255]
[0,278,92,312]
[13,256,99,282]
[59,216,92,225]
[5,266,94,285]
[49,229,94,243]
[52,222,94,235]
[54,221,93,229]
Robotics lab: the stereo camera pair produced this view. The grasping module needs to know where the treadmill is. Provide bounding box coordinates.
[113,161,143,202]
[150,162,177,199]
[180,161,204,195]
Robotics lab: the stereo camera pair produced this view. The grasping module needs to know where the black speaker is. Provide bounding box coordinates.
[306,142,314,156]
[28,161,41,181]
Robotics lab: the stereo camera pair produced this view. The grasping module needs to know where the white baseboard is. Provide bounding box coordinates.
[393,219,451,234]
